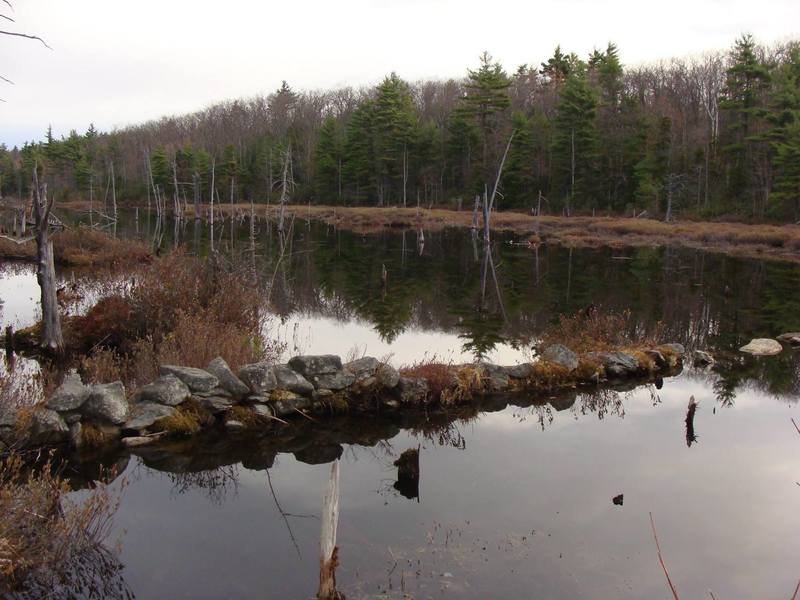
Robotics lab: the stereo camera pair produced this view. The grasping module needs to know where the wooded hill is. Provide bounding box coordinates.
[2,35,799,221]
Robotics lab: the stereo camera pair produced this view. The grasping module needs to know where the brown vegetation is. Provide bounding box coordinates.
[203,203,800,262]
[0,226,151,268]
[540,308,665,353]
[19,249,281,389]
[158,399,214,436]
[0,452,126,595]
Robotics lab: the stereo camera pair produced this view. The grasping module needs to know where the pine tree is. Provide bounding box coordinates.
[767,46,800,218]
[343,100,377,204]
[315,116,343,203]
[373,73,417,204]
[719,34,771,214]
[551,69,598,213]
[459,52,511,188]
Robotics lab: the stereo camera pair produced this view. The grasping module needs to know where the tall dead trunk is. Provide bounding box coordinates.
[317,460,343,600]
[31,170,62,354]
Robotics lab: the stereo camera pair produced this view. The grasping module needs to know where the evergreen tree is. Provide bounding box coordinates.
[551,69,598,212]
[373,73,417,204]
[315,116,343,203]
[719,34,771,213]
[459,52,511,188]
[343,99,377,203]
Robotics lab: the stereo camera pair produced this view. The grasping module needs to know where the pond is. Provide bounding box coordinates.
[2,209,800,598]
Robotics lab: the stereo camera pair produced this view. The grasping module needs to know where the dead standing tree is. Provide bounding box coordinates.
[277,143,294,233]
[317,460,343,600]
[32,167,63,354]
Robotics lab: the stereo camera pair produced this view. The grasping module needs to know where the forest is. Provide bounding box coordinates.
[1,34,799,221]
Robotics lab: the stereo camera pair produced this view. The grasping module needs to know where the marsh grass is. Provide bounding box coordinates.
[157,399,214,436]
[540,308,665,353]
[202,203,800,261]
[0,452,127,595]
[25,249,283,388]
[0,226,151,268]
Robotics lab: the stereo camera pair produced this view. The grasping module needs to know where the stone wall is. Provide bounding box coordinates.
[0,343,684,452]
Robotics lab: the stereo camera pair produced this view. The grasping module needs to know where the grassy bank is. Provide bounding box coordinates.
[0,227,152,268]
[189,203,800,262]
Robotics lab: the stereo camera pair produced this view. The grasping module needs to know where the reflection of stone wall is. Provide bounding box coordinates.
[3,344,684,456]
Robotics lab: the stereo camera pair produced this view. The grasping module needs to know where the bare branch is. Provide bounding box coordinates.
[0,74,14,84]
[0,29,51,49]
[650,512,680,600]
[0,14,15,23]
[1,1,13,12]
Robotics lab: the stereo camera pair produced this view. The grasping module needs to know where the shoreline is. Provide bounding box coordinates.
[55,201,800,263]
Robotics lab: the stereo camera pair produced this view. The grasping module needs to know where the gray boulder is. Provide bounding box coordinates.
[376,363,401,389]
[251,404,275,419]
[344,357,380,382]
[288,355,342,377]
[160,365,219,393]
[81,382,128,425]
[395,377,429,404]
[503,364,533,379]
[479,363,510,392]
[541,344,579,371]
[272,395,314,417]
[272,364,315,395]
[310,371,356,391]
[587,351,640,377]
[238,363,277,394]
[246,393,271,404]
[777,332,800,346]
[739,338,782,356]
[123,402,175,432]
[46,372,90,412]
[196,395,233,414]
[27,409,69,445]
[135,375,191,406]
[205,357,250,398]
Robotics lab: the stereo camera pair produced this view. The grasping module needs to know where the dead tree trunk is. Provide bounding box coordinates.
[210,157,216,253]
[110,160,118,222]
[32,169,63,354]
[317,460,343,600]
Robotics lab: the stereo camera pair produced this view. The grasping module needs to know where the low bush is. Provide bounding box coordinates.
[0,452,127,596]
[540,307,665,353]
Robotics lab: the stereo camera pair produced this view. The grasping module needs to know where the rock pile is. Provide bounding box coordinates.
[3,344,686,453]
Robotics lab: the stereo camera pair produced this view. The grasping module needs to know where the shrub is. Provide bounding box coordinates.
[540,307,664,353]
[0,452,127,596]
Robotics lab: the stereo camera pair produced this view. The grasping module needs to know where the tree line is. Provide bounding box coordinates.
[1,34,799,221]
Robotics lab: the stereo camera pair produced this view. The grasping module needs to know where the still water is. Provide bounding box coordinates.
[2,210,800,598]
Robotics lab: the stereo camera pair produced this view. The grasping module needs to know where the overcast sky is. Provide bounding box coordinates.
[1,0,798,147]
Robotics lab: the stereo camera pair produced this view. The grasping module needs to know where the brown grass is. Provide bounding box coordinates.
[31,249,282,388]
[399,360,456,401]
[198,203,800,262]
[0,226,151,268]
[0,452,125,594]
[157,399,214,436]
[540,308,665,354]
